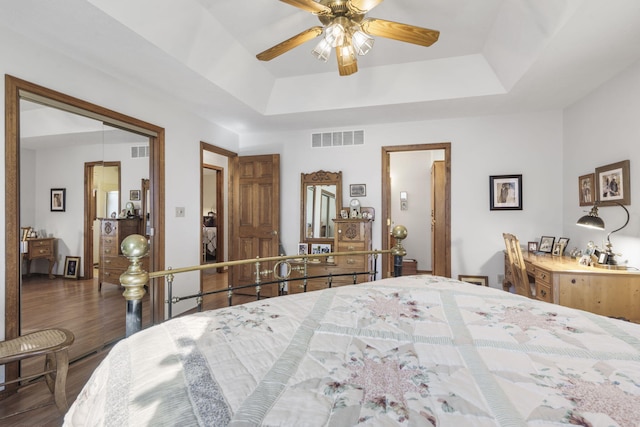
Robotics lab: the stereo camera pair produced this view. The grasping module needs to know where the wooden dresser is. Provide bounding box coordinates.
[289,219,373,294]
[24,237,56,279]
[99,218,147,289]
[504,250,640,322]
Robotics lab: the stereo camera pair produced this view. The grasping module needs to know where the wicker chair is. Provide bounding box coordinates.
[0,328,75,412]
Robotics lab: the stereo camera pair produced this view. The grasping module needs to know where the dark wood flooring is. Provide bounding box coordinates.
[1,269,235,426]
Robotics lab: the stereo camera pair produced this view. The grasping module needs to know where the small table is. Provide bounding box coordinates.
[24,237,56,279]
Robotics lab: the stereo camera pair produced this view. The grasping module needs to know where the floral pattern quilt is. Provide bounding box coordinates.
[65,275,640,426]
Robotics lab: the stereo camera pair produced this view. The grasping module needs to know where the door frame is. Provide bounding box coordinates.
[381,143,451,278]
[200,142,237,282]
[4,76,166,386]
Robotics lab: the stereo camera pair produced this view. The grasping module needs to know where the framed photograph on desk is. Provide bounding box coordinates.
[538,236,555,253]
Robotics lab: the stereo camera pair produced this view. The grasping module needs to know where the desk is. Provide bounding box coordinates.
[24,237,56,279]
[504,251,640,322]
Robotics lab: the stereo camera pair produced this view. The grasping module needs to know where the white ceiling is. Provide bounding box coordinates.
[4,0,640,135]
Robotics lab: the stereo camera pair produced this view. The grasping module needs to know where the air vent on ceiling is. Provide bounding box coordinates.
[131,146,149,158]
[311,130,364,148]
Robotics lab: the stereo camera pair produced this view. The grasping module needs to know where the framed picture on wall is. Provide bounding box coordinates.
[578,173,595,206]
[350,184,366,197]
[596,160,630,206]
[50,188,66,212]
[130,189,141,201]
[489,175,522,210]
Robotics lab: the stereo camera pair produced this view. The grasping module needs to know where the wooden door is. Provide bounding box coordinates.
[431,160,450,277]
[230,155,280,296]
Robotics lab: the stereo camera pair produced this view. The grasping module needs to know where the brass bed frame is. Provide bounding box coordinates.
[119,225,408,336]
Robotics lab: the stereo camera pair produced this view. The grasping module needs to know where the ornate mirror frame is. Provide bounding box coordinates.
[300,170,342,244]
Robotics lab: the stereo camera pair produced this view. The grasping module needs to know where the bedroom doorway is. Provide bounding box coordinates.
[200,142,236,283]
[381,143,451,278]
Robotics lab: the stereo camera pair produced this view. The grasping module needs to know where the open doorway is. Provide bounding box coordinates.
[381,143,451,278]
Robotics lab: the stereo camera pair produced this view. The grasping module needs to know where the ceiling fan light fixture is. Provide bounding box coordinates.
[351,29,374,55]
[312,38,332,62]
[324,17,349,47]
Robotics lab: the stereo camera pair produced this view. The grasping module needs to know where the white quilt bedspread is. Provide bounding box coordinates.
[65,275,640,426]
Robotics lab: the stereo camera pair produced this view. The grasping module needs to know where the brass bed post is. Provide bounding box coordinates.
[120,235,150,337]
[391,225,408,277]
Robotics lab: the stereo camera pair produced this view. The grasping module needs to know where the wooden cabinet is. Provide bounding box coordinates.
[99,218,146,289]
[289,219,373,294]
[334,219,373,285]
[24,237,56,279]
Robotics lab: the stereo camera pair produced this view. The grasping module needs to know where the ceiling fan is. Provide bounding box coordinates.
[256,0,440,76]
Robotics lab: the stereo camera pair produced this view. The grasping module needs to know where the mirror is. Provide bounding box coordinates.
[300,170,342,242]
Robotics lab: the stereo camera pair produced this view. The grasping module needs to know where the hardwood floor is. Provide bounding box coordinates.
[1,269,236,426]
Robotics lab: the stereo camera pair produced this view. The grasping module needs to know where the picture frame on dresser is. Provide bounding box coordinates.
[50,188,66,212]
[311,243,331,254]
[489,175,522,210]
[557,237,570,254]
[538,236,555,253]
[528,241,538,252]
[64,256,80,279]
[596,160,630,206]
[297,243,308,256]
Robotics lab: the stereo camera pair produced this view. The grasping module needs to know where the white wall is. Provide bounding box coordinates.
[0,26,239,338]
[563,59,640,267]
[240,110,565,287]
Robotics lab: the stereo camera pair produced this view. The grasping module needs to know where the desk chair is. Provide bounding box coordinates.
[0,328,75,413]
[503,233,536,298]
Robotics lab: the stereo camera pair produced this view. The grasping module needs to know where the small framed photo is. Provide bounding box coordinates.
[63,256,80,279]
[458,275,489,286]
[50,188,66,212]
[557,237,570,254]
[578,255,591,266]
[350,184,366,197]
[130,189,141,201]
[489,175,522,210]
[528,241,538,252]
[310,243,332,254]
[596,160,630,206]
[578,173,595,206]
[340,208,350,219]
[538,236,555,253]
[552,242,564,256]
[297,243,308,256]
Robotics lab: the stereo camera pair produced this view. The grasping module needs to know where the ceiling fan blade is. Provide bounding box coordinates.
[279,0,332,15]
[257,26,323,61]
[361,18,439,47]
[348,0,384,14]
[336,46,358,76]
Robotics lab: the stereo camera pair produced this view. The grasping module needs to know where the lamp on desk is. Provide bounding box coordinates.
[576,201,629,265]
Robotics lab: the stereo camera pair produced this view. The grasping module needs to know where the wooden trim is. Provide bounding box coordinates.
[381,143,452,278]
[4,75,166,371]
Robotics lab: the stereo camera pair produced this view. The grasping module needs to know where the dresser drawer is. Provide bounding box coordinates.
[30,245,52,258]
[535,268,552,284]
[101,236,119,253]
[536,282,552,303]
[336,242,367,252]
[337,255,366,270]
[100,268,123,285]
[101,255,130,270]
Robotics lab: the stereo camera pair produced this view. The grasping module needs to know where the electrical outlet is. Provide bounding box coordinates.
[175,207,185,217]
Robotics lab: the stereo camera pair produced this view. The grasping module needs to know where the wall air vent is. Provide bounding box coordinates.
[311,130,364,148]
[131,145,149,158]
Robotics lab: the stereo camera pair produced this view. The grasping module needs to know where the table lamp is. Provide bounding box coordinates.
[576,201,629,265]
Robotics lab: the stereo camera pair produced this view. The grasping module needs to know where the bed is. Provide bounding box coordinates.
[65,275,640,426]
